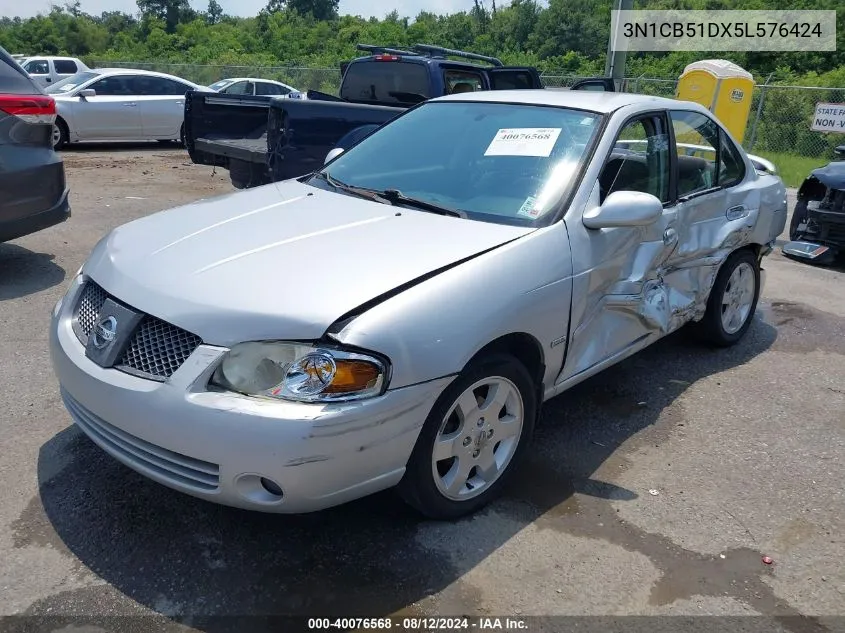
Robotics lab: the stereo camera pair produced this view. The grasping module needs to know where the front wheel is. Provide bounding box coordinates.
[398,354,536,519]
[693,249,760,347]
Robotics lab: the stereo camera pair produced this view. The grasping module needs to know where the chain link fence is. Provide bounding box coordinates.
[95,61,343,94]
[94,60,845,182]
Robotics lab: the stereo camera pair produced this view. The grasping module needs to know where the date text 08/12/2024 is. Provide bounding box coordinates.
[307,617,529,630]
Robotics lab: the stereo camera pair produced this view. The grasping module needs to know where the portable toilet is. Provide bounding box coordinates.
[676,60,755,143]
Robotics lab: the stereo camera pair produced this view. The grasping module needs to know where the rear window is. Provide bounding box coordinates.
[0,52,40,94]
[54,59,78,74]
[340,60,430,105]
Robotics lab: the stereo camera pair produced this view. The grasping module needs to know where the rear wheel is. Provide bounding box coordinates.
[398,354,536,519]
[693,249,760,347]
[52,118,68,151]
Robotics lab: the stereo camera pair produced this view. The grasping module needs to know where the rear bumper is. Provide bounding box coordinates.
[0,188,70,243]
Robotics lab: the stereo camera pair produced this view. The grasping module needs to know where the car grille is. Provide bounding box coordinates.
[76,281,108,338]
[119,317,203,380]
[73,280,203,381]
[62,388,220,492]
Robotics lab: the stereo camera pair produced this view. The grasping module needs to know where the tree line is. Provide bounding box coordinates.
[0,0,843,85]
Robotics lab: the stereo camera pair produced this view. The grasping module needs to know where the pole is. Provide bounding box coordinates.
[605,0,633,90]
[747,72,774,152]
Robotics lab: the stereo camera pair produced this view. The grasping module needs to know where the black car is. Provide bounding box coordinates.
[0,46,70,243]
[783,145,845,265]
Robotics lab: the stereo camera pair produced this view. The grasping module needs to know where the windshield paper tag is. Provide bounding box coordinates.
[485,128,562,157]
[517,196,540,218]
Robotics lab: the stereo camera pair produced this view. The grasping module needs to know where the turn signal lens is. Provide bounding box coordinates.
[324,360,382,394]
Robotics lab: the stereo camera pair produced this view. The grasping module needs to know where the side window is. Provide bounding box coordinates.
[127,76,188,95]
[156,78,190,95]
[718,132,745,186]
[669,110,720,197]
[489,70,537,90]
[222,81,253,95]
[91,75,132,96]
[256,82,283,95]
[54,60,78,74]
[600,116,670,204]
[25,60,49,74]
[445,70,484,95]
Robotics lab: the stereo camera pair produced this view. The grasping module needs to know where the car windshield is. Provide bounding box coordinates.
[312,101,602,225]
[209,79,234,91]
[46,71,98,94]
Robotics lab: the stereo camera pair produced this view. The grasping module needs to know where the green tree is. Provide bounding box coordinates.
[137,0,194,34]
[206,0,224,25]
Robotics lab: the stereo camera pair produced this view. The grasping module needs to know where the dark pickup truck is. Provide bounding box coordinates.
[185,44,566,189]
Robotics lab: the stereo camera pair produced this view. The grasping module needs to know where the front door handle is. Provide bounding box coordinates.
[663,227,677,244]
[123,102,138,107]
[726,205,750,220]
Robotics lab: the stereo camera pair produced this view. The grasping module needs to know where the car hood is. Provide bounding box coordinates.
[810,161,845,190]
[84,180,533,346]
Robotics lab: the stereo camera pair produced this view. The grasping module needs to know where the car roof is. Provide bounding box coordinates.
[89,68,198,84]
[214,77,293,85]
[352,54,491,72]
[23,55,80,61]
[432,89,686,114]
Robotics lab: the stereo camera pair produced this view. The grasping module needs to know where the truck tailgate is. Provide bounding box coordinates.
[185,91,274,166]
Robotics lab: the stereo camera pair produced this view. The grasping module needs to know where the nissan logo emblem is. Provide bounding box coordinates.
[92,316,118,350]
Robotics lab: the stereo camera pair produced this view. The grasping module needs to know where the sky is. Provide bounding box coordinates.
[0,0,472,20]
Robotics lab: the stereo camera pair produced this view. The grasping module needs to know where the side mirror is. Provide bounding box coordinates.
[583,191,663,230]
[79,89,96,99]
[324,147,344,165]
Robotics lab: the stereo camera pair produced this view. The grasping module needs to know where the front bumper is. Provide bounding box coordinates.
[49,278,453,513]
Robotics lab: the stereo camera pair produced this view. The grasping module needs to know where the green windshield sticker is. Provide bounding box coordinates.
[517,196,540,219]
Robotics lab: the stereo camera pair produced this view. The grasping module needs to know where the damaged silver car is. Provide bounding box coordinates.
[50,90,787,520]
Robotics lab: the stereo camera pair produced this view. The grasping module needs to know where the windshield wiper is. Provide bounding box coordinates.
[378,189,467,218]
[312,172,393,205]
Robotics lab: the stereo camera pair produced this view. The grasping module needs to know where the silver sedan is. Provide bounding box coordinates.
[46,68,208,149]
[50,90,787,519]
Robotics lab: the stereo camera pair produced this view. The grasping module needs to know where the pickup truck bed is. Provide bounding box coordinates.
[186,89,403,187]
[194,135,267,163]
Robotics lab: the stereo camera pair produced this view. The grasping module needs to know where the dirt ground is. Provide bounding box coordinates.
[1,144,843,632]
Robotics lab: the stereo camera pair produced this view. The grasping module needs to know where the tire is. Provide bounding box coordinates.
[398,353,537,520]
[693,249,760,347]
[789,200,808,241]
[180,123,186,148]
[52,118,68,151]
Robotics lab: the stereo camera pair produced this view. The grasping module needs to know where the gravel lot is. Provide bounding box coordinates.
[1,144,843,631]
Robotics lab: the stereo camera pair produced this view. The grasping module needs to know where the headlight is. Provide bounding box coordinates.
[209,342,388,403]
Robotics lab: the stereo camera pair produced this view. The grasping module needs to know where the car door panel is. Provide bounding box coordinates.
[133,76,190,138]
[71,95,141,140]
[558,112,680,384]
[138,96,184,138]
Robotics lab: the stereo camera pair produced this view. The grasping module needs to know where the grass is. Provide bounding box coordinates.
[749,150,830,188]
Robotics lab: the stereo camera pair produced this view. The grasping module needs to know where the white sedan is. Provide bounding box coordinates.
[45,68,210,149]
[208,77,303,98]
